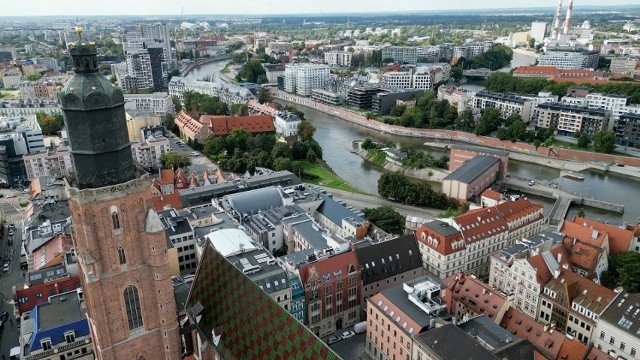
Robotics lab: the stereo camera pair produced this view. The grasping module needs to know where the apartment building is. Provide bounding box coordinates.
[490,237,569,320]
[610,58,639,75]
[2,67,22,89]
[442,273,509,324]
[437,86,476,113]
[263,63,285,83]
[593,291,640,360]
[365,276,446,360]
[382,71,412,89]
[130,134,170,169]
[381,46,417,64]
[324,51,353,67]
[538,269,616,344]
[124,92,172,117]
[355,235,425,310]
[168,76,254,104]
[157,208,198,274]
[615,112,640,147]
[299,251,361,337]
[532,102,610,136]
[23,145,73,180]
[539,49,600,70]
[412,71,435,90]
[296,64,331,97]
[417,198,545,279]
[472,91,534,121]
[453,41,493,60]
[284,64,298,93]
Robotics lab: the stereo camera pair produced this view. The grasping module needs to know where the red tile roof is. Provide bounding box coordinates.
[174,169,189,190]
[562,237,604,275]
[415,221,465,256]
[443,273,507,322]
[159,169,175,185]
[495,198,544,228]
[560,220,608,249]
[202,114,275,136]
[500,307,565,359]
[481,188,502,201]
[151,193,184,211]
[556,336,589,360]
[571,216,633,255]
[32,233,73,271]
[15,275,81,315]
[455,206,508,244]
[544,270,616,315]
[298,251,359,285]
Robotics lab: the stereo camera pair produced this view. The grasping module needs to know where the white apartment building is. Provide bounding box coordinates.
[538,50,600,70]
[413,71,435,90]
[437,86,476,113]
[561,92,640,130]
[23,145,73,180]
[168,76,254,104]
[381,46,417,64]
[530,22,548,43]
[158,208,198,275]
[593,291,640,360]
[417,198,545,279]
[1,115,46,154]
[131,134,170,169]
[124,92,172,117]
[533,102,610,136]
[19,82,36,100]
[285,64,330,97]
[2,68,22,89]
[473,91,534,121]
[274,111,301,138]
[382,71,412,89]
[324,51,353,67]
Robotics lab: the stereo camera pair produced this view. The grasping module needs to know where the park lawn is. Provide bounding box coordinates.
[220,62,231,74]
[365,149,388,167]
[298,161,368,195]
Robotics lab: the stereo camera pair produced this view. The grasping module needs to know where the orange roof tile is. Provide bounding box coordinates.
[415,221,465,256]
[151,193,184,211]
[159,169,175,185]
[500,307,565,359]
[32,233,73,271]
[481,188,502,201]
[202,114,275,136]
[572,216,633,255]
[560,220,607,248]
[443,273,507,321]
[562,237,604,274]
[544,270,616,315]
[556,336,589,360]
[299,251,359,285]
[526,246,571,285]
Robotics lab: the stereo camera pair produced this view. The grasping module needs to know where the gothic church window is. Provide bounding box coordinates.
[124,285,143,330]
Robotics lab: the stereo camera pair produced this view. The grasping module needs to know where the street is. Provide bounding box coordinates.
[325,332,368,360]
[165,133,217,176]
[0,189,28,358]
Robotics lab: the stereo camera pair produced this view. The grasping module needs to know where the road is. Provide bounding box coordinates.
[0,189,29,358]
[165,134,217,176]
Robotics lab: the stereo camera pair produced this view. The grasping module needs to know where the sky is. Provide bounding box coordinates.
[2,0,639,17]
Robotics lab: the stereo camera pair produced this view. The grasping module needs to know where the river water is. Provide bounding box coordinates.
[192,59,639,225]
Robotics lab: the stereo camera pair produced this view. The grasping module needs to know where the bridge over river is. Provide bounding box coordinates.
[500,177,624,226]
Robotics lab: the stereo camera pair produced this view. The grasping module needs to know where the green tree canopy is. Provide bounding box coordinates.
[35,111,64,135]
[577,133,592,149]
[26,73,42,81]
[297,120,316,141]
[362,206,405,235]
[237,59,267,83]
[601,252,640,293]
[592,130,616,153]
[258,88,273,104]
[183,91,228,115]
[160,152,192,170]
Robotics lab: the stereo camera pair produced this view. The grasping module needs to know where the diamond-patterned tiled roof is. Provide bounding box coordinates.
[187,242,341,360]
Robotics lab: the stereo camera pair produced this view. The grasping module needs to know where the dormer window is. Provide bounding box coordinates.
[64,331,75,343]
[41,338,52,351]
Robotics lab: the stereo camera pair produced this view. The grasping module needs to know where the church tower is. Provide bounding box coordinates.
[59,29,180,360]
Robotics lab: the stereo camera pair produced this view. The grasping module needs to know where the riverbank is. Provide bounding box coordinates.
[272,90,640,180]
[299,160,368,195]
[355,148,450,182]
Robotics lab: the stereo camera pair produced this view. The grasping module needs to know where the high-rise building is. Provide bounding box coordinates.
[59,35,180,360]
[284,64,330,96]
[530,22,548,43]
[123,41,166,92]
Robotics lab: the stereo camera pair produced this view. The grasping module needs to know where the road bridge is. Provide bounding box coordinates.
[500,177,624,226]
[462,68,493,80]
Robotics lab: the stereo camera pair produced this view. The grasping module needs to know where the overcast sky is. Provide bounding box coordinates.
[1,0,638,17]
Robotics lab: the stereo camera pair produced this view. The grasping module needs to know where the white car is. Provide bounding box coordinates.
[5,194,16,198]
[341,331,355,340]
[190,151,199,156]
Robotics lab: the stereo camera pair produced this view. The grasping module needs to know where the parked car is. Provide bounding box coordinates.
[341,331,355,340]
[2,263,9,273]
[326,336,341,345]
[8,238,13,246]
[528,180,536,186]
[190,151,199,156]
[8,229,14,236]
[6,194,16,198]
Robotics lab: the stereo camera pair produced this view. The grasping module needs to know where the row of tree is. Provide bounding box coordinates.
[486,72,640,103]
[361,139,449,170]
[182,91,229,116]
[378,172,458,210]
[575,130,617,154]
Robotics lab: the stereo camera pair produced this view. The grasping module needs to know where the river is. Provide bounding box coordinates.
[190,59,639,225]
[183,60,227,81]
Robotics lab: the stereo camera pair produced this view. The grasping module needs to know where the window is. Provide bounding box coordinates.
[600,331,604,339]
[111,206,121,230]
[631,348,636,356]
[65,331,75,343]
[124,285,144,330]
[118,247,126,265]
[610,336,615,345]
[41,339,52,351]
[621,342,625,351]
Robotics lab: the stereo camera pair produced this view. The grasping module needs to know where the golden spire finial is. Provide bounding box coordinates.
[75,26,83,40]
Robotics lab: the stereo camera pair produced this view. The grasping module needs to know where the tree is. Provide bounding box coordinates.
[592,130,616,153]
[297,120,316,141]
[230,103,249,116]
[601,252,640,293]
[160,152,191,170]
[577,133,592,149]
[362,206,405,235]
[390,104,407,117]
[528,38,536,49]
[35,111,64,135]
[451,67,463,82]
[237,59,267,83]
[577,208,586,218]
[258,88,272,104]
[272,157,292,171]
[167,69,181,83]
[271,142,291,159]
[110,75,117,84]
[306,149,317,163]
[172,95,182,113]
[26,73,42,81]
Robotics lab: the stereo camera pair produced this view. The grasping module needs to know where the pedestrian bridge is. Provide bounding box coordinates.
[500,177,624,226]
[462,68,493,79]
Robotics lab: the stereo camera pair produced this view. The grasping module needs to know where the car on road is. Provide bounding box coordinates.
[9,222,15,228]
[528,180,536,186]
[341,331,355,340]
[6,194,16,198]
[8,229,14,236]
[190,151,199,156]
[327,336,341,345]
[3,262,9,273]
[22,188,29,194]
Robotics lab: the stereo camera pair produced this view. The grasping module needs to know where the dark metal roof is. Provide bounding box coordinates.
[444,155,499,184]
[599,291,640,339]
[355,235,422,286]
[413,323,498,360]
[423,220,461,237]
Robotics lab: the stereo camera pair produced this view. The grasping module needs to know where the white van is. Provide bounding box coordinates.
[353,321,367,334]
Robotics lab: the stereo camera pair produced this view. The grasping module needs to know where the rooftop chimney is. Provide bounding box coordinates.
[563,0,573,35]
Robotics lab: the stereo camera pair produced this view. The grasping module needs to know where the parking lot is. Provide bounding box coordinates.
[326,332,367,360]
[165,133,217,175]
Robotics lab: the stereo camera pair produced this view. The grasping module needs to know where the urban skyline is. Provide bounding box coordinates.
[1,0,640,17]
